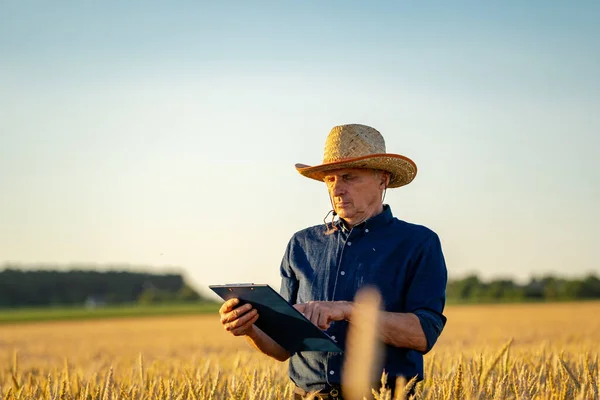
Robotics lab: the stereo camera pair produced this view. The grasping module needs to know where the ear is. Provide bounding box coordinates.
[380,172,390,188]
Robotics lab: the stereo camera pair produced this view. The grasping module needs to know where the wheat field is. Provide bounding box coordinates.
[1,301,599,399]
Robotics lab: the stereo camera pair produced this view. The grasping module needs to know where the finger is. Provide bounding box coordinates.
[304,304,315,324]
[219,298,240,314]
[230,312,260,336]
[221,303,253,324]
[226,309,258,334]
[308,306,321,326]
[224,308,257,330]
[221,303,252,324]
[294,303,306,313]
[318,310,330,330]
[314,309,325,328]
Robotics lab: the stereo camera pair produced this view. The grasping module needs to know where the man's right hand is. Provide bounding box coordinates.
[219,298,259,336]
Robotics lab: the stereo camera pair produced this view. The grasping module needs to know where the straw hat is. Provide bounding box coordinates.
[295,124,417,188]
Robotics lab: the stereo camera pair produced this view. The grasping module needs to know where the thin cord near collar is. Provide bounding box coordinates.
[323,208,338,234]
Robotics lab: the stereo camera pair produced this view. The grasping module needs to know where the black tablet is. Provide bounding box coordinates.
[209,283,342,353]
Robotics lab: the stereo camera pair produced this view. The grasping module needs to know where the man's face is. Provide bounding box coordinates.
[323,168,387,225]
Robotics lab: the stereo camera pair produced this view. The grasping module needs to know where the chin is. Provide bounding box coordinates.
[336,210,353,219]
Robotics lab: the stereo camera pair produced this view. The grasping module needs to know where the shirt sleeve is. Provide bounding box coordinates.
[279,237,299,304]
[405,231,448,354]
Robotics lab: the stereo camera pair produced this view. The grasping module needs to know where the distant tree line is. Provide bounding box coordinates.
[3,266,598,308]
[0,266,208,308]
[447,273,600,303]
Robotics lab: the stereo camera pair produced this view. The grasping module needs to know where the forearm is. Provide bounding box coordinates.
[245,325,291,362]
[378,311,428,352]
[342,301,427,352]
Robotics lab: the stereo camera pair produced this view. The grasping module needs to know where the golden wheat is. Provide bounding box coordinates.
[1,301,599,399]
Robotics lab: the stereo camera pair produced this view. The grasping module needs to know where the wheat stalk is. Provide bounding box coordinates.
[558,355,581,390]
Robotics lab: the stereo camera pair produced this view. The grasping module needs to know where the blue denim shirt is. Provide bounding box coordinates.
[279,205,447,392]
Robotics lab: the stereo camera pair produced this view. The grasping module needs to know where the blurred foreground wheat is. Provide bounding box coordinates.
[1,301,599,399]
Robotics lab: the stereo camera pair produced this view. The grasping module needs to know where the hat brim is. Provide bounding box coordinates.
[295,153,417,188]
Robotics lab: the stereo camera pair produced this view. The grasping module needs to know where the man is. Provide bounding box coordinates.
[219,124,447,398]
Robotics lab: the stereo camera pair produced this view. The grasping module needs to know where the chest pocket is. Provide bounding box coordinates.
[354,261,399,310]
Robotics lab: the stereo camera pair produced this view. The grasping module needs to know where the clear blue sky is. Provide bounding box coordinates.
[1,1,599,296]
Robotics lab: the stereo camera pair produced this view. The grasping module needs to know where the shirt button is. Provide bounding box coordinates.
[365,228,369,233]
[347,241,352,246]
[329,370,335,375]
[340,271,345,276]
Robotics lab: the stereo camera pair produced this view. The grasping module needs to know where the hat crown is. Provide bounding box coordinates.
[323,124,386,163]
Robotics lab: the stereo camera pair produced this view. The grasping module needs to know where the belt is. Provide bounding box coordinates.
[293,377,405,399]
[293,385,342,399]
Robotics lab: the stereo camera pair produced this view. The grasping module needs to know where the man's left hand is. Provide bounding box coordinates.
[294,301,352,330]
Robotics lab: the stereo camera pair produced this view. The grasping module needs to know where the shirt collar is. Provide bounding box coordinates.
[337,204,394,233]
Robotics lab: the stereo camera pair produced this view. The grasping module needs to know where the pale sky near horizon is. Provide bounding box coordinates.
[1,1,599,298]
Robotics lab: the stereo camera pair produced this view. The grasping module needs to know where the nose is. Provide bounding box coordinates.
[330,178,346,197]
